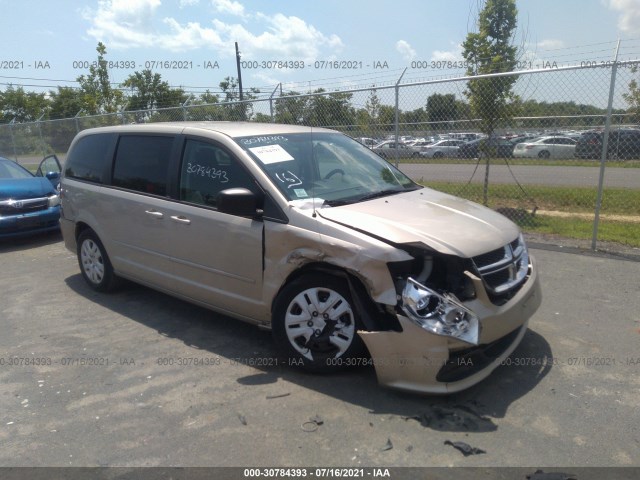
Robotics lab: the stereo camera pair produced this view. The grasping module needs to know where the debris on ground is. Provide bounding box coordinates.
[526,470,577,480]
[301,415,324,432]
[443,440,486,456]
[402,404,495,431]
[266,393,291,399]
[237,414,247,425]
[381,438,393,451]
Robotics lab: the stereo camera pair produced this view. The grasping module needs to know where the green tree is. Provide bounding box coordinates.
[306,89,355,128]
[623,65,640,123]
[426,93,459,130]
[461,0,519,204]
[0,85,49,123]
[76,42,125,115]
[49,87,84,120]
[219,76,260,120]
[123,69,187,112]
[275,91,309,124]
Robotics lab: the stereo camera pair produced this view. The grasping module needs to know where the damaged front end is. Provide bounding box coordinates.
[359,234,541,394]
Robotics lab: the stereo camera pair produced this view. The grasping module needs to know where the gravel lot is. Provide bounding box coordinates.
[1,232,639,473]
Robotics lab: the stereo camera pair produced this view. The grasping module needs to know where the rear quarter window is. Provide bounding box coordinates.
[65,133,114,183]
[111,135,175,196]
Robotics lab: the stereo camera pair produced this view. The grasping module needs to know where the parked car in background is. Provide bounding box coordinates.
[355,137,377,148]
[574,129,640,159]
[419,139,466,158]
[0,156,62,238]
[372,140,419,159]
[458,137,515,158]
[513,136,577,159]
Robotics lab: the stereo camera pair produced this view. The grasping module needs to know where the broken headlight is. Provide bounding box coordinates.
[401,277,480,345]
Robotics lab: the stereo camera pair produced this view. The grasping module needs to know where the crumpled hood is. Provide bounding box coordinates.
[317,188,519,258]
[0,177,56,201]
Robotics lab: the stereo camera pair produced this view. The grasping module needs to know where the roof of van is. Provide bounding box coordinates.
[76,121,336,138]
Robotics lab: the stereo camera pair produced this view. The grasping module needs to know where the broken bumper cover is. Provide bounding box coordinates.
[359,256,541,394]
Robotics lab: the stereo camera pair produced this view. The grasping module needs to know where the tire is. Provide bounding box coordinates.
[433,151,444,158]
[272,273,366,373]
[77,230,119,292]
[538,150,550,159]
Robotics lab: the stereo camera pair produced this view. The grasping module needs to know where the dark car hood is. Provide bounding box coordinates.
[317,188,519,258]
[0,177,56,201]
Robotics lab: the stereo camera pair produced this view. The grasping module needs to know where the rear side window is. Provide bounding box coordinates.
[65,133,113,183]
[112,135,174,196]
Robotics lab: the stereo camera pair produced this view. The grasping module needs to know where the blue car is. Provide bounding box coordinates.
[0,155,62,238]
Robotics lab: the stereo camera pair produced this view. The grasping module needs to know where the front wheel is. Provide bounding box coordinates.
[538,150,550,158]
[77,230,119,292]
[272,273,366,372]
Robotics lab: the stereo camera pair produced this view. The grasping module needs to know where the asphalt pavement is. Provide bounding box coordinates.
[0,232,639,471]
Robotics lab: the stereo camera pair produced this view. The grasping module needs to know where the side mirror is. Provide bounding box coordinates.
[217,188,263,218]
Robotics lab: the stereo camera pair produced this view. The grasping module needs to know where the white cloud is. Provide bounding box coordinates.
[180,0,199,7]
[212,0,245,17]
[215,13,343,60]
[396,40,416,61]
[607,0,640,34]
[82,0,343,59]
[537,39,565,50]
[431,44,463,62]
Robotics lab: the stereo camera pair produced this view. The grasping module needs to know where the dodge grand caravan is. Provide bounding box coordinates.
[60,122,541,394]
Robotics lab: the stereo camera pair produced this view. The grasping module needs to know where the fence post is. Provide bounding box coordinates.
[269,83,280,122]
[591,39,621,251]
[394,68,407,167]
[74,110,84,133]
[182,96,193,121]
[9,118,18,161]
[36,114,46,158]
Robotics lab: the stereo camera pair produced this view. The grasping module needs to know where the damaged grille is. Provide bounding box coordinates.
[0,197,49,216]
[472,235,529,296]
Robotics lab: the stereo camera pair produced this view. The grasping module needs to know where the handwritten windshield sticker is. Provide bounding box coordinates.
[249,144,294,164]
[275,170,302,188]
[293,188,308,198]
[241,135,289,146]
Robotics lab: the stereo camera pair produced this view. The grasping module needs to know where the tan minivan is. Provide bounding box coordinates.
[60,122,541,394]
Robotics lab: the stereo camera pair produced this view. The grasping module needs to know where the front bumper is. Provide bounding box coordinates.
[0,206,60,238]
[358,255,541,394]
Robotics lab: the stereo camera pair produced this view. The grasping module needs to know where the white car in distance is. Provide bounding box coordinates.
[513,136,577,159]
[419,139,466,158]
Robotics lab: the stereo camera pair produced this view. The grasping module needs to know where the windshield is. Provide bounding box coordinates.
[0,159,34,179]
[236,132,419,206]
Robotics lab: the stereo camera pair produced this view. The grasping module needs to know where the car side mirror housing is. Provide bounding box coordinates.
[217,188,263,218]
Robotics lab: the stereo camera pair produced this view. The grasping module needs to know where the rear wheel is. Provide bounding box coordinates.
[272,273,366,372]
[433,151,444,158]
[77,230,119,292]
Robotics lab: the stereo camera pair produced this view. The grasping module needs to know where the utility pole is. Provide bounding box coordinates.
[235,42,244,101]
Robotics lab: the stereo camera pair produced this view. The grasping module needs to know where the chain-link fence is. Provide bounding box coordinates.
[1,61,639,255]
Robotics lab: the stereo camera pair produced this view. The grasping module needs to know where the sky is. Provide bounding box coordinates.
[1,0,640,101]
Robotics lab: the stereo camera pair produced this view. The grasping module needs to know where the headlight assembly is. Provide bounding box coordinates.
[401,277,480,345]
[48,194,60,208]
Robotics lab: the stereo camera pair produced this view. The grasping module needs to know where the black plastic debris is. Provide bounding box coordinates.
[443,440,486,456]
[402,404,495,431]
[381,438,393,451]
[526,469,578,480]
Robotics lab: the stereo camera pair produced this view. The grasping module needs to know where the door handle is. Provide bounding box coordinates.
[170,215,191,225]
[145,210,164,219]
